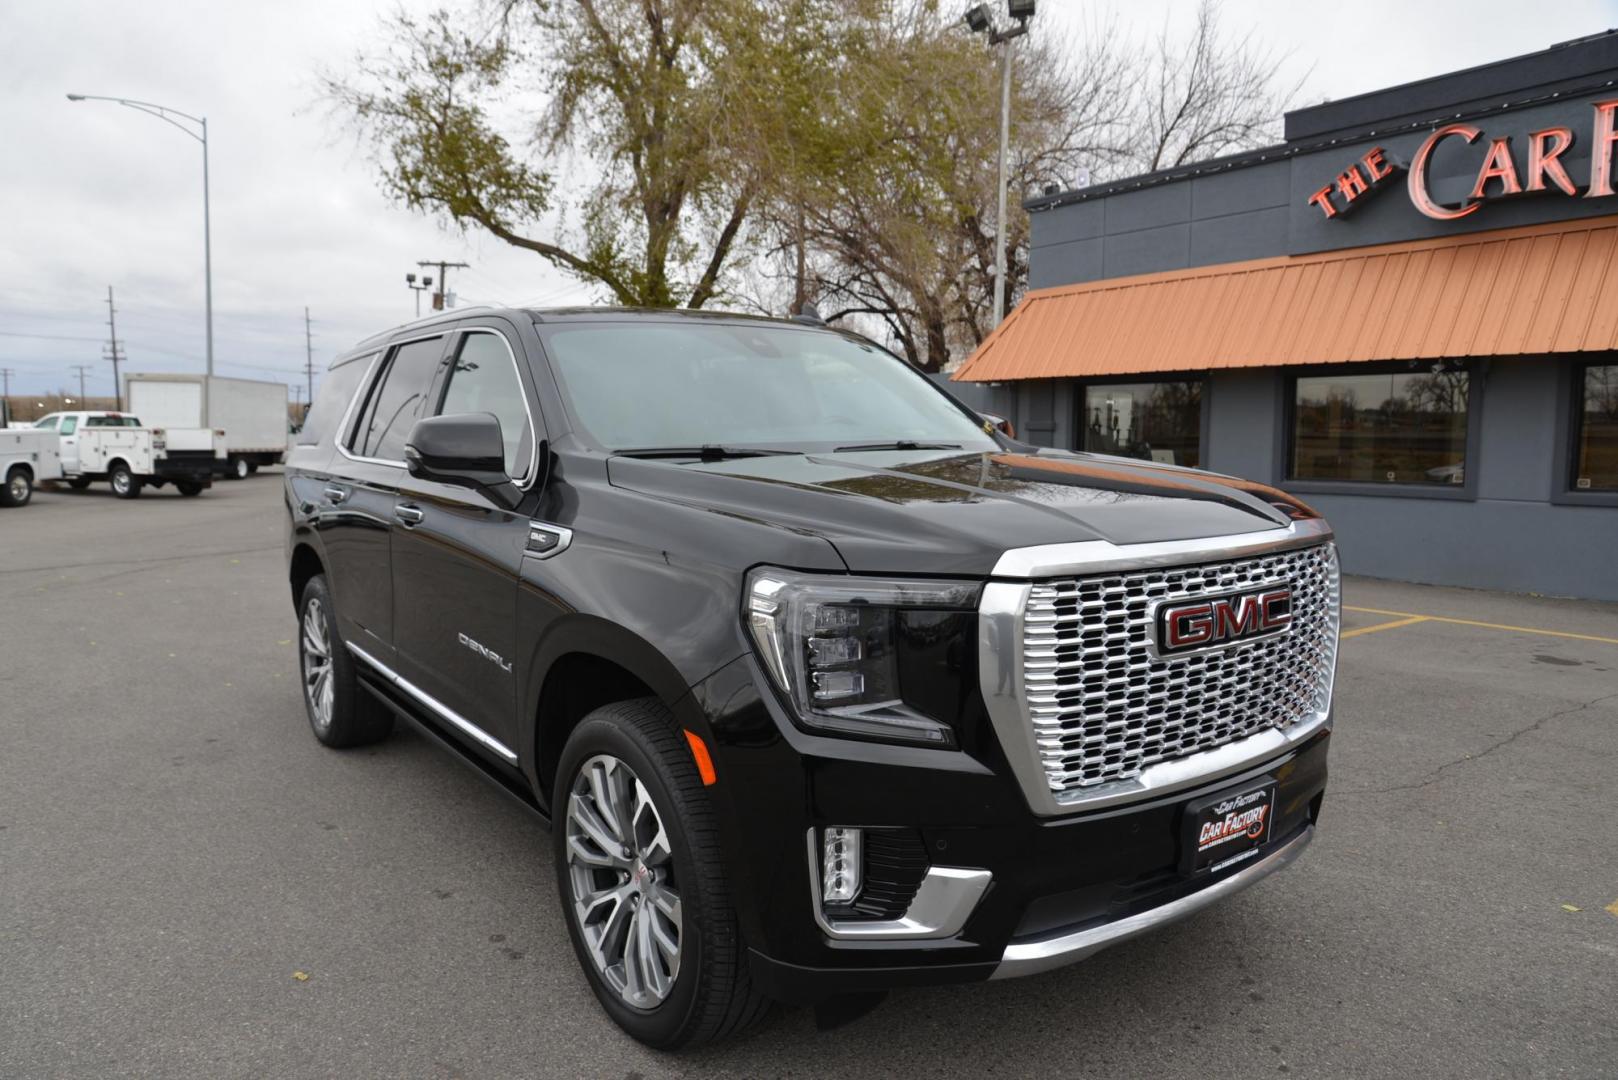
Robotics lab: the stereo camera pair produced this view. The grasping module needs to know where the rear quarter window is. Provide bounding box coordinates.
[298,353,376,447]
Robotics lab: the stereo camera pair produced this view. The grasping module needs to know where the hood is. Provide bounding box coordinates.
[607,448,1317,577]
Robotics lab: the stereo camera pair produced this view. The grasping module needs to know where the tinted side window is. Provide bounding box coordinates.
[352,337,444,461]
[299,353,375,447]
[436,332,533,480]
[60,417,78,435]
[34,417,59,430]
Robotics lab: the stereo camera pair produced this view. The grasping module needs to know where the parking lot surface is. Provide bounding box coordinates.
[2,476,1615,1079]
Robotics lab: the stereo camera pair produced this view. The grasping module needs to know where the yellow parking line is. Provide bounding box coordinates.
[1341,615,1430,639]
[1343,606,1618,646]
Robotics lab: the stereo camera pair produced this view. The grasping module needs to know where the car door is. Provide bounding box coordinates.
[390,324,542,763]
[317,334,449,665]
[56,415,80,473]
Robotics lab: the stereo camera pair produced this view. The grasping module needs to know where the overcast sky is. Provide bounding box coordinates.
[3,0,1616,399]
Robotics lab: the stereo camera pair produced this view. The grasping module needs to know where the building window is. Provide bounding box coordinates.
[1290,367,1471,485]
[1573,362,1618,491]
[1080,381,1202,468]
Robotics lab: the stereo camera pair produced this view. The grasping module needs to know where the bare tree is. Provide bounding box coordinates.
[1130,0,1299,174]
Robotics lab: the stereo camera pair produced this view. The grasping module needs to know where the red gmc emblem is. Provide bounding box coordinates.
[1155,586,1294,656]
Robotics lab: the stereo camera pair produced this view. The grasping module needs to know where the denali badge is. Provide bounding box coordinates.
[1154,585,1293,656]
[457,632,513,673]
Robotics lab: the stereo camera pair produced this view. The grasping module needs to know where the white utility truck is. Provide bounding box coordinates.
[0,427,63,507]
[31,411,225,498]
[124,374,289,480]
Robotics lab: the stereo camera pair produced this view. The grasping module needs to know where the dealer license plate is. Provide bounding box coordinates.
[1181,779,1278,875]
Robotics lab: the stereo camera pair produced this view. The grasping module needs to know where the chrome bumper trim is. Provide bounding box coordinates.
[991,825,1315,979]
[806,830,992,940]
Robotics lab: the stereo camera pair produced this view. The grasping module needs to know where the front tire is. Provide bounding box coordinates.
[555,700,770,1049]
[109,463,141,499]
[297,574,393,748]
[1,467,32,507]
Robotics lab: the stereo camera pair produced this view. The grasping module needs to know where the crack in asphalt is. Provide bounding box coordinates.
[1336,691,1618,796]
[0,543,282,577]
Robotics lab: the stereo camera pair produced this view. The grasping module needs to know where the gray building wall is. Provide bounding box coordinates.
[1004,362,1618,602]
[1002,49,1618,601]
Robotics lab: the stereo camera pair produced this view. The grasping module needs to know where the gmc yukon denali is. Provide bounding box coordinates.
[284,307,1340,1048]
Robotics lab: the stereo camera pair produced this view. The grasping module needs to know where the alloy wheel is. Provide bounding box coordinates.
[8,474,26,501]
[301,597,334,732]
[565,754,683,1011]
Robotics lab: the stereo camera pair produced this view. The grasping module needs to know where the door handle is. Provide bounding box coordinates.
[323,486,348,504]
[395,503,425,527]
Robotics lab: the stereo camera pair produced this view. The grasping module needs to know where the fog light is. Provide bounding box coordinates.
[821,827,863,904]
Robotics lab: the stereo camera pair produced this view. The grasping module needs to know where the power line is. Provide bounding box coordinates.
[105,286,126,411]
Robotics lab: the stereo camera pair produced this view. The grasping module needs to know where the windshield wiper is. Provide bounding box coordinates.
[614,445,801,461]
[832,441,963,453]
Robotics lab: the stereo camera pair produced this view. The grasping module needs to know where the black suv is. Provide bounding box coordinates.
[284,307,1340,1048]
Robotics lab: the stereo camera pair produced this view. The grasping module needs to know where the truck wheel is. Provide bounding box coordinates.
[554,700,771,1049]
[109,463,142,499]
[177,481,204,497]
[298,574,393,748]
[229,456,249,480]
[247,462,260,475]
[68,477,92,490]
[1,467,32,507]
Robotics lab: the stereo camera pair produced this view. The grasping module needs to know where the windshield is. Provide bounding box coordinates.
[539,322,997,453]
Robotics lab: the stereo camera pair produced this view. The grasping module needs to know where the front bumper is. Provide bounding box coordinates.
[690,656,1331,1005]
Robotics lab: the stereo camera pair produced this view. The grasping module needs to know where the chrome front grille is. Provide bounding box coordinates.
[1023,542,1339,796]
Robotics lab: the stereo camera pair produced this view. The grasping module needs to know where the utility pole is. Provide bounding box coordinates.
[417,259,469,311]
[104,285,126,410]
[303,307,316,413]
[0,367,12,426]
[70,364,93,405]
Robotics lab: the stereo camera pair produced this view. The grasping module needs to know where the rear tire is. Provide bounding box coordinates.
[109,463,141,499]
[247,462,260,475]
[229,456,249,480]
[1,467,32,507]
[297,574,393,748]
[177,481,204,497]
[554,699,771,1049]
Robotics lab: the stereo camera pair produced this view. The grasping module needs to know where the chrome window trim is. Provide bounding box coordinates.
[345,640,519,765]
[979,520,1339,817]
[804,830,991,941]
[336,327,540,490]
[991,825,1315,979]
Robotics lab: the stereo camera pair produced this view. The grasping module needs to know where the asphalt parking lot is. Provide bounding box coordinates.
[2,475,1615,1079]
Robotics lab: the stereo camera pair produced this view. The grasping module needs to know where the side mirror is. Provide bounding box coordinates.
[404,413,521,509]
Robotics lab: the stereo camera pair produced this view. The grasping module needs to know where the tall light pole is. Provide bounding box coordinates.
[965,1,1034,327]
[67,93,214,415]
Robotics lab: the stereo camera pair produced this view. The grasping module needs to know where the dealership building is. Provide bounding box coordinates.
[953,34,1618,601]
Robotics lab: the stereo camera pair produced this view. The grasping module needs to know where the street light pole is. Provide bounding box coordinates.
[965,3,1034,328]
[994,37,1015,327]
[67,93,215,415]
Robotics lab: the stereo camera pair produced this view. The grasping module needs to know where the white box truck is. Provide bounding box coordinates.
[124,374,289,480]
[0,427,63,507]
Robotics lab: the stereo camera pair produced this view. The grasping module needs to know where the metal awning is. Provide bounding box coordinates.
[953,215,1618,382]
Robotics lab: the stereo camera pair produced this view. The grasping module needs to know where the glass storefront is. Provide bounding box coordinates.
[1080,381,1202,469]
[1290,368,1471,485]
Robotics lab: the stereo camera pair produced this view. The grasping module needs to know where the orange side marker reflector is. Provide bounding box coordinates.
[683,729,717,786]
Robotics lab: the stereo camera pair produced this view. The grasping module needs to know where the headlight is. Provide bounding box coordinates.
[745,568,980,747]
